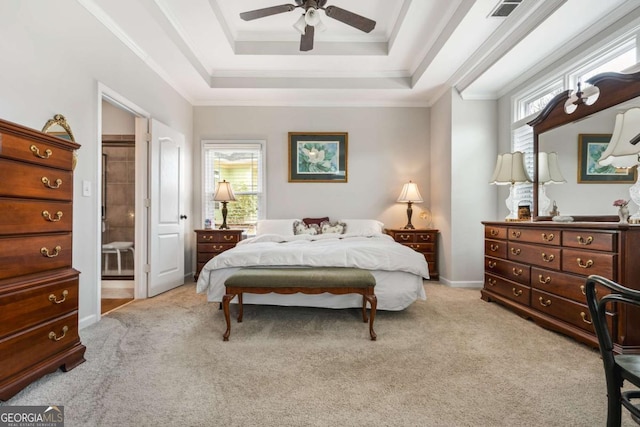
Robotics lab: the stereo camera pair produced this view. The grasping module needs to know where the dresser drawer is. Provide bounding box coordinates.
[0,198,72,235]
[485,239,507,258]
[562,230,616,252]
[392,232,416,243]
[0,312,80,384]
[403,243,435,252]
[196,231,242,243]
[0,158,73,201]
[485,273,530,305]
[0,234,72,280]
[0,276,78,337]
[532,289,613,333]
[562,249,616,278]
[197,244,235,259]
[485,226,507,239]
[509,228,560,246]
[415,232,436,243]
[508,242,561,270]
[485,257,530,285]
[0,132,73,170]
[531,267,611,304]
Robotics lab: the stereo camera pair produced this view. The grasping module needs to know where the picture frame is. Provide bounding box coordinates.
[577,134,637,183]
[288,132,348,182]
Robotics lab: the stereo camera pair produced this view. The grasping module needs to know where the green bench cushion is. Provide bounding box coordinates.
[224,267,376,289]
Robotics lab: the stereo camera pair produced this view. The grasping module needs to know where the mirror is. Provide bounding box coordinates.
[529,72,640,221]
[42,114,75,142]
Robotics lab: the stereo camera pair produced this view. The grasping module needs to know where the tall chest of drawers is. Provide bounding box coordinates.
[0,118,85,401]
[482,221,640,354]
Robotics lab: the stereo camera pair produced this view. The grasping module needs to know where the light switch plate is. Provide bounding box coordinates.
[82,180,91,197]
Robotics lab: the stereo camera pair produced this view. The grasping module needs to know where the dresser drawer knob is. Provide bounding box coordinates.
[488,261,497,268]
[541,233,555,242]
[42,210,63,222]
[41,176,63,189]
[487,278,496,286]
[538,275,551,284]
[511,231,521,238]
[580,312,593,325]
[541,253,555,263]
[490,229,499,236]
[577,258,594,269]
[512,268,523,276]
[49,290,68,304]
[510,247,521,255]
[580,285,597,296]
[577,236,593,245]
[48,325,69,342]
[41,245,62,258]
[490,244,499,252]
[30,144,52,159]
[538,297,552,307]
[223,235,235,241]
[512,288,523,297]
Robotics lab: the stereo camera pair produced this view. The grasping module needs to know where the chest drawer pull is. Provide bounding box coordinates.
[541,233,555,242]
[538,297,552,307]
[512,288,523,297]
[538,275,551,284]
[212,245,223,250]
[419,235,431,242]
[41,245,62,258]
[42,210,63,222]
[490,229,499,236]
[488,261,497,268]
[512,268,523,276]
[49,290,69,304]
[580,285,597,296]
[576,236,593,245]
[490,244,499,252]
[48,325,69,342]
[41,177,62,189]
[409,244,418,249]
[223,235,235,241]
[577,258,594,269]
[541,253,555,263]
[510,247,521,255]
[30,144,53,159]
[511,231,521,238]
[487,278,496,286]
[202,235,213,241]
[400,234,410,241]
[580,312,592,325]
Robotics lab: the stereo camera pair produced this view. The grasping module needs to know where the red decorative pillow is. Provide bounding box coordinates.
[302,217,329,226]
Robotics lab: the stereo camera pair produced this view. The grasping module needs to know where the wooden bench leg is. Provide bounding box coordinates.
[222,293,235,341]
[361,294,368,322]
[364,293,377,341]
[237,293,243,322]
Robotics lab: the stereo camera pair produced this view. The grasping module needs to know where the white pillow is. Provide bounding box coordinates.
[339,219,384,235]
[256,219,300,236]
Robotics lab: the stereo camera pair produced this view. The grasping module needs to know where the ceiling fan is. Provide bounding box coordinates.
[239,0,376,52]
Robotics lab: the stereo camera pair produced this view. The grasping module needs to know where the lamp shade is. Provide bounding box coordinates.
[489,152,531,185]
[213,180,236,202]
[598,107,640,168]
[293,14,307,34]
[538,152,566,184]
[304,8,321,26]
[397,181,423,203]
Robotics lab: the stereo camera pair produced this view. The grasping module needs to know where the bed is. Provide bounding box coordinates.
[195,219,429,311]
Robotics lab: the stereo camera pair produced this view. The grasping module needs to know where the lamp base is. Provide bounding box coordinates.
[218,201,230,230]
[403,202,415,229]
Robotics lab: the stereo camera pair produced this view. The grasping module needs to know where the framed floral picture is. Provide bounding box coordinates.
[578,134,637,183]
[288,132,348,182]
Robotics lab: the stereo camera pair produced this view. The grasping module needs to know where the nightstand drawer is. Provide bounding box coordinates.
[403,243,434,252]
[197,231,242,243]
[197,244,235,257]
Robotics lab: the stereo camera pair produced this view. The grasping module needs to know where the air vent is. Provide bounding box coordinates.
[490,0,522,17]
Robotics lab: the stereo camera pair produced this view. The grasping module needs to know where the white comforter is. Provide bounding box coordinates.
[196,233,429,310]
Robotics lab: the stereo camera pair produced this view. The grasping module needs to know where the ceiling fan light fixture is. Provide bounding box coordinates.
[293,14,307,34]
[305,7,321,26]
[314,19,327,32]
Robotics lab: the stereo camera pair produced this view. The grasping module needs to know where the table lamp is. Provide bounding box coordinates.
[490,152,532,221]
[397,181,423,229]
[213,180,236,229]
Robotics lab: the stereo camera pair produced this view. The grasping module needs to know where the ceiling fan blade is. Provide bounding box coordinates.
[240,4,297,21]
[324,6,376,33]
[300,25,315,51]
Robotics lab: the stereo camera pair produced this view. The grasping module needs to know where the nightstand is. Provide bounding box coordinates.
[385,228,439,280]
[194,229,244,280]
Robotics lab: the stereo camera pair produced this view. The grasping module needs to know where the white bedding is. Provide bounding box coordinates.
[196,232,429,310]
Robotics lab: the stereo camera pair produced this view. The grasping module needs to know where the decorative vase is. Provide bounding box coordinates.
[619,205,629,223]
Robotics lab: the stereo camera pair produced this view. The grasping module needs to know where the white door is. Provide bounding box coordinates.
[148,119,185,296]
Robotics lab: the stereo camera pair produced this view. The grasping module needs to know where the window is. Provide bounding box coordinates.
[515,80,564,122]
[202,141,265,234]
[569,38,637,88]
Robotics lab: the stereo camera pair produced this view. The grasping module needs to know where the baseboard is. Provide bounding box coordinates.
[438,277,483,289]
[79,313,99,330]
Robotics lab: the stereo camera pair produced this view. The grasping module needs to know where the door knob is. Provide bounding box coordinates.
[180,215,187,219]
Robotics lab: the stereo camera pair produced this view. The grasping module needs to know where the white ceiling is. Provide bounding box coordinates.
[78,0,639,107]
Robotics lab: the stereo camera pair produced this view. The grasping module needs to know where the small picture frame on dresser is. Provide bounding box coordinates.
[517,205,531,221]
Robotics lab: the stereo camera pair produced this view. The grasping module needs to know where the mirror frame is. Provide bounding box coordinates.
[42,114,75,142]
[527,71,640,221]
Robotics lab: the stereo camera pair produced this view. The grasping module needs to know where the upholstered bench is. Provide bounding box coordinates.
[222,267,377,341]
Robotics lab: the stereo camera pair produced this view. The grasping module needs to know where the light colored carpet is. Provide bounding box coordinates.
[2,282,636,426]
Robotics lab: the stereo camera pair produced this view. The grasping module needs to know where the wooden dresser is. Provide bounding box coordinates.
[0,118,85,400]
[385,228,439,280]
[194,229,244,280]
[482,221,640,354]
